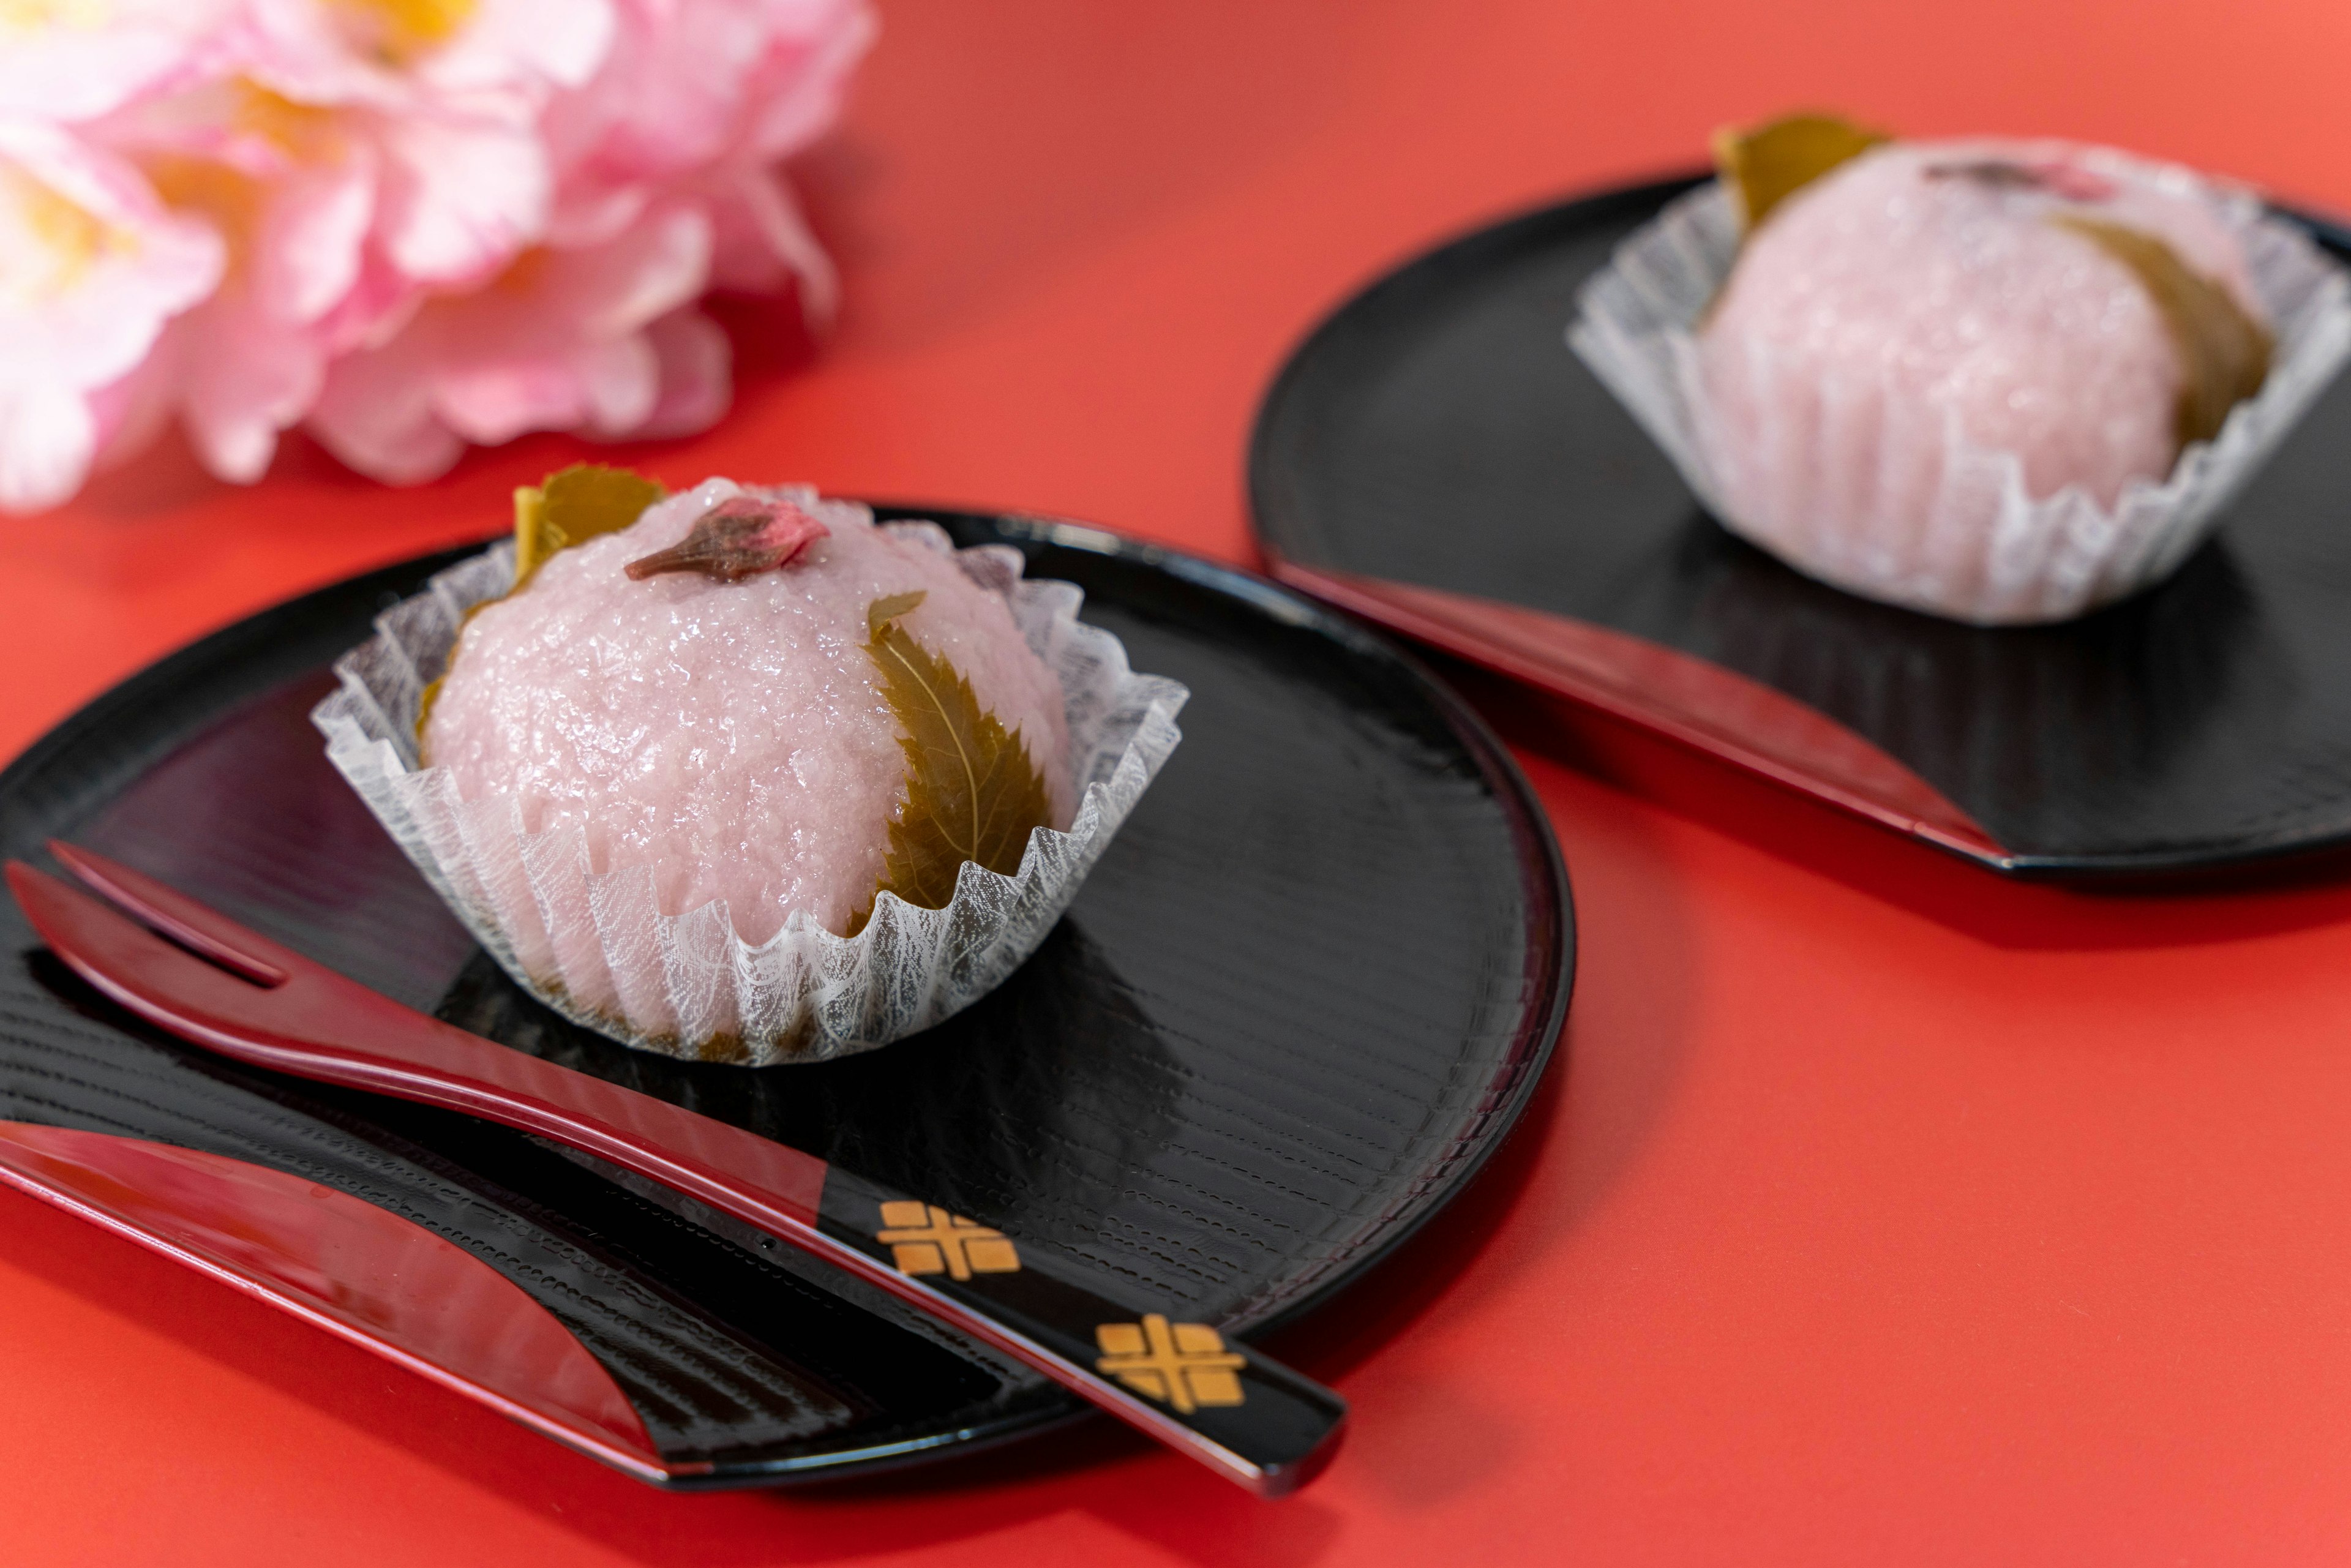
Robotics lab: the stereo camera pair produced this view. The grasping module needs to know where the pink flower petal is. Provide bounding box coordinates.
[576,202,710,334]
[706,163,834,320]
[0,123,222,383]
[308,199,713,477]
[373,113,550,283]
[244,0,612,110]
[0,0,237,122]
[572,332,661,432]
[430,354,599,442]
[630,304,730,439]
[7,0,871,503]
[737,0,877,162]
[546,179,647,248]
[307,342,463,483]
[87,343,179,473]
[0,385,97,512]
[174,288,330,482]
[0,125,220,509]
[315,251,424,354]
[254,154,376,323]
[422,0,617,95]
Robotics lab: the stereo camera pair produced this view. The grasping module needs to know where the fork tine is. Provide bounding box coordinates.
[7,860,297,1040]
[46,841,291,987]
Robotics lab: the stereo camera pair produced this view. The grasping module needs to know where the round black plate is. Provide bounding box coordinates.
[0,509,1571,1485]
[1252,173,2351,876]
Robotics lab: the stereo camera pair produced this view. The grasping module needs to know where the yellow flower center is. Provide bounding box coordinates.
[138,83,348,288]
[0,0,110,33]
[330,0,476,65]
[230,81,340,159]
[144,156,257,248]
[0,163,130,302]
[492,246,549,294]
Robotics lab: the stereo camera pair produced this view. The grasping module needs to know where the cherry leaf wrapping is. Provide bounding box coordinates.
[516,463,670,588]
[851,590,1057,936]
[2057,216,2274,448]
[1712,111,1888,230]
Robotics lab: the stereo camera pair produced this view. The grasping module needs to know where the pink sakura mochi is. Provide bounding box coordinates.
[1700,139,2267,512]
[420,484,1073,945]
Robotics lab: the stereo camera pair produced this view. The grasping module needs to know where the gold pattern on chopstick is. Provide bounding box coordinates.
[1093,1315,1247,1412]
[876,1201,1020,1280]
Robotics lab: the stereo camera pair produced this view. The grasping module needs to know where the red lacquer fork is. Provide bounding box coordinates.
[7,842,1346,1498]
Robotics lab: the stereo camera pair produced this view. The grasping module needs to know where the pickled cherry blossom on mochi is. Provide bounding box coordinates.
[421,483,1074,944]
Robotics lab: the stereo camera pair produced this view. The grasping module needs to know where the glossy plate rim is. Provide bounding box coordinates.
[0,505,1576,1483]
[1246,168,2351,882]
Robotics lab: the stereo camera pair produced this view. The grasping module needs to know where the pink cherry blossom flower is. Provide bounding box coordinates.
[544,0,872,311]
[94,81,375,479]
[0,0,241,124]
[238,0,615,283]
[0,0,873,509]
[306,199,716,480]
[0,121,220,509]
[302,0,872,482]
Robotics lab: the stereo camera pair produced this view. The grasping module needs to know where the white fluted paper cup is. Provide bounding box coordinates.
[310,516,1188,1065]
[1569,165,2351,624]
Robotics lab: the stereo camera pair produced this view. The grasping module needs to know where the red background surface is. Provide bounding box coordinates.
[8,1,2351,1561]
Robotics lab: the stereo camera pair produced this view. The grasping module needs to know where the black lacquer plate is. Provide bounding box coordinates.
[1252,173,2351,877]
[0,510,1571,1485]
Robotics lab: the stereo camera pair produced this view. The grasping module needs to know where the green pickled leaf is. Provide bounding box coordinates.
[416,672,447,741]
[1714,111,1889,230]
[849,590,1056,936]
[514,463,667,590]
[2054,216,2274,449]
